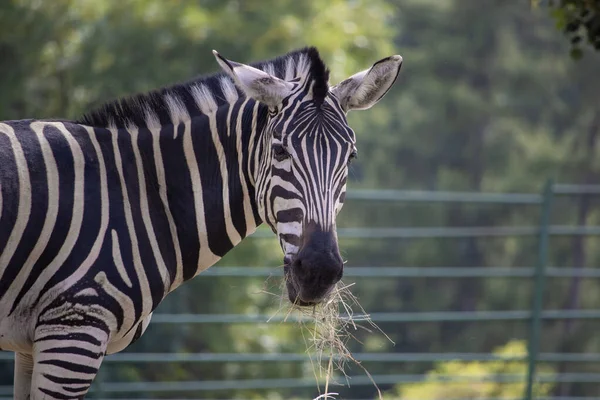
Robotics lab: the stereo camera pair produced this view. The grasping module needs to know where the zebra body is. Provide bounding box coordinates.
[0,47,402,399]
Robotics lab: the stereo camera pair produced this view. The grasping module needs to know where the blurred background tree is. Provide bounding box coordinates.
[383,340,556,399]
[1,0,600,399]
[537,0,600,58]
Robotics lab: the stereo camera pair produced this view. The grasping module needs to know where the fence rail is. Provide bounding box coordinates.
[201,266,600,278]
[249,225,600,238]
[2,183,599,399]
[1,373,598,395]
[3,352,600,363]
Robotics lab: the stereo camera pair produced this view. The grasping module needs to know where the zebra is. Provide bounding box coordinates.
[0,46,402,399]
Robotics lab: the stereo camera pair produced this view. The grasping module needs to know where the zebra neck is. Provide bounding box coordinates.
[122,98,267,289]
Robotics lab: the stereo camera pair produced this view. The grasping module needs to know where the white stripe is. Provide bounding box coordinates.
[220,77,239,105]
[208,113,243,245]
[5,122,60,297]
[259,134,276,227]
[108,125,153,316]
[164,94,189,135]
[26,123,86,304]
[249,102,261,187]
[271,176,301,194]
[61,125,110,284]
[335,183,347,215]
[277,221,302,235]
[280,91,304,133]
[283,243,299,257]
[111,229,132,287]
[235,98,258,236]
[190,84,218,115]
[0,123,31,272]
[74,288,99,297]
[285,57,296,81]
[305,135,326,225]
[225,98,233,138]
[315,137,324,199]
[128,125,170,291]
[295,54,311,78]
[263,63,276,76]
[324,96,348,122]
[308,135,326,228]
[146,110,184,291]
[182,120,220,274]
[94,270,136,338]
[321,135,331,226]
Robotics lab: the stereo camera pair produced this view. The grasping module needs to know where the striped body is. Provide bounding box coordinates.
[0,47,402,399]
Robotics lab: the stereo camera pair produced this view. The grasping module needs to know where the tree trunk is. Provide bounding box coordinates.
[557,110,599,397]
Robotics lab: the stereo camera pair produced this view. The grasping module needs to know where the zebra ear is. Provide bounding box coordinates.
[331,55,403,112]
[213,50,294,108]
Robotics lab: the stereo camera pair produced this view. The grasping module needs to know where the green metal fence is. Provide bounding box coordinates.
[1,181,599,399]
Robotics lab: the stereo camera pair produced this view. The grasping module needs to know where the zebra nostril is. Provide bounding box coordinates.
[293,258,312,278]
[293,257,304,271]
[283,255,293,265]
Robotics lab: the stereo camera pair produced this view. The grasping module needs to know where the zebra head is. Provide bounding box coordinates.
[215,48,402,305]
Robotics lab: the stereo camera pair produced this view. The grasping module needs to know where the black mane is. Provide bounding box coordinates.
[304,47,330,105]
[77,47,330,128]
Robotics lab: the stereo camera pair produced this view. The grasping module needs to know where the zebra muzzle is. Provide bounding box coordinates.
[283,229,344,306]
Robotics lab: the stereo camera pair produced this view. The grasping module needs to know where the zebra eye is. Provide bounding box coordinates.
[348,150,358,164]
[273,144,290,162]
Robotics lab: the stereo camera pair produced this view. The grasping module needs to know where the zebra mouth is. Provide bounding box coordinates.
[283,262,330,307]
[283,264,316,306]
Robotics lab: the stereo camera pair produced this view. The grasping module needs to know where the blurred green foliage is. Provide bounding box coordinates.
[1,0,600,399]
[537,0,600,58]
[383,340,555,399]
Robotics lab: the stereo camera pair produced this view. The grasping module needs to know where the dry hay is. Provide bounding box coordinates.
[263,276,394,400]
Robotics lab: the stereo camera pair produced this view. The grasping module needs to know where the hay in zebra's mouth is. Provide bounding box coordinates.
[265,278,393,400]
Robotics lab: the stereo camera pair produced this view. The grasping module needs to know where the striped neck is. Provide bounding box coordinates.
[93,98,268,291]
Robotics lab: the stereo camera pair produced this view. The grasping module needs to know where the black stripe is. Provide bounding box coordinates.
[270,186,301,202]
[280,233,301,247]
[131,320,144,344]
[43,374,93,386]
[35,332,102,347]
[39,387,80,400]
[41,346,103,359]
[137,125,177,285]
[219,104,246,239]
[241,101,265,226]
[0,125,23,299]
[7,123,51,313]
[37,300,110,333]
[191,114,234,256]
[162,123,200,281]
[117,126,164,309]
[39,359,98,375]
[97,126,144,321]
[276,208,304,223]
[62,385,90,393]
[30,123,109,313]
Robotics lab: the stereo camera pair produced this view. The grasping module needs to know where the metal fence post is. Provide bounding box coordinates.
[524,179,554,400]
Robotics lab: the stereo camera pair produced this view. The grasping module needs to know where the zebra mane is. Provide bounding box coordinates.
[77,47,330,129]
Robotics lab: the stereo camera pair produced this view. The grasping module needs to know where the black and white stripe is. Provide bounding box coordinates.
[0,47,402,399]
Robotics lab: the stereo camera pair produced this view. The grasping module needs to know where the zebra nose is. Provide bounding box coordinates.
[292,251,343,303]
[291,230,344,303]
[294,251,343,285]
